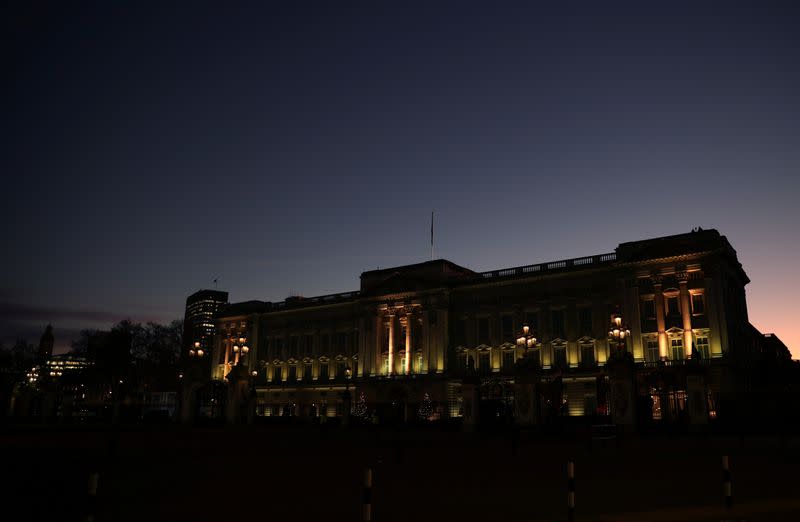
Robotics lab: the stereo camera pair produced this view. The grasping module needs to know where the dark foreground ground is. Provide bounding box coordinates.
[3,423,800,521]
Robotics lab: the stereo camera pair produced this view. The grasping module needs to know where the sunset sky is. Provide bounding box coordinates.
[3,1,799,356]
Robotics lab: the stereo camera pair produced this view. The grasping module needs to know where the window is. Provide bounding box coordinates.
[288,365,297,381]
[642,299,656,320]
[337,332,348,355]
[304,364,312,381]
[501,315,513,342]
[336,361,346,379]
[272,365,282,382]
[319,363,329,380]
[304,335,313,355]
[691,293,705,315]
[670,338,684,360]
[275,338,284,359]
[456,318,467,346]
[455,354,467,374]
[525,312,539,335]
[579,308,593,336]
[696,337,710,359]
[477,317,490,345]
[553,344,567,368]
[551,310,566,338]
[646,339,660,362]
[322,333,331,355]
[666,296,680,316]
[289,337,299,358]
[580,344,595,366]
[503,350,515,369]
[478,352,490,374]
[530,348,541,367]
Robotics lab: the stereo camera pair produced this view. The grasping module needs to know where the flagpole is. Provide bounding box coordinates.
[431,211,434,260]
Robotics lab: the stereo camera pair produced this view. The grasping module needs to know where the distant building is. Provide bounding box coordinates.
[210,229,788,424]
[183,289,228,373]
[37,325,54,364]
[45,353,91,378]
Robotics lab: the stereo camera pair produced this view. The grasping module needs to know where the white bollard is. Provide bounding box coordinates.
[363,467,373,521]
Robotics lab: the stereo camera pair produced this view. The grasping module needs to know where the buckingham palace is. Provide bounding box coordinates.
[190,229,788,426]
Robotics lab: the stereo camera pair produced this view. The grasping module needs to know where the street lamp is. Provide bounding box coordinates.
[608,312,631,354]
[516,324,539,363]
[232,336,249,365]
[189,340,205,358]
[344,365,352,392]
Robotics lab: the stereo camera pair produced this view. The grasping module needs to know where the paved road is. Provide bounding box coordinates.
[3,425,799,521]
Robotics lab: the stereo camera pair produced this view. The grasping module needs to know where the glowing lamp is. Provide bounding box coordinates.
[242,346,249,354]
[517,337,525,346]
[239,337,246,344]
[522,325,530,335]
[233,345,239,353]
[194,341,201,349]
[197,349,204,357]
[189,349,196,357]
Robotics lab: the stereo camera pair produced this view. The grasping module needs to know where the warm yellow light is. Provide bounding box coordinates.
[526,338,534,348]
[613,328,620,338]
[194,341,201,348]
[522,325,530,335]
[239,337,245,344]
[242,346,249,354]
[517,337,525,346]
[197,349,204,357]
[251,370,258,377]
[189,349,196,357]
[614,316,622,327]
[619,331,626,339]
[233,345,239,352]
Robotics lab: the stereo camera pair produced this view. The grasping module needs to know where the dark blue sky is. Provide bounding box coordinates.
[3,1,799,355]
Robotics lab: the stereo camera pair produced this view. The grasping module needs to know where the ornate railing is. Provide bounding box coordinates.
[480,253,617,280]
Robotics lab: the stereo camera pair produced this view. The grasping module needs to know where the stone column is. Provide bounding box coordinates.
[388,314,395,376]
[404,314,412,375]
[654,280,667,359]
[679,278,693,357]
[704,277,723,357]
[375,312,383,376]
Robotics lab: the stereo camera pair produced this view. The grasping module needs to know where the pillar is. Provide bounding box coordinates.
[404,315,412,375]
[654,281,667,359]
[679,279,693,357]
[388,314,395,376]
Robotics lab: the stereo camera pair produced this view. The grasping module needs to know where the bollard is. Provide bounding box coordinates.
[722,455,732,509]
[567,461,575,522]
[85,471,99,522]
[363,467,373,521]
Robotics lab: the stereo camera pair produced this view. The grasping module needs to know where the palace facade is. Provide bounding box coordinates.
[209,229,778,424]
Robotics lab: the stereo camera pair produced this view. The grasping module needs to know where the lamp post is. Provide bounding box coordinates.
[342,365,353,426]
[232,336,250,366]
[516,324,539,365]
[608,312,631,357]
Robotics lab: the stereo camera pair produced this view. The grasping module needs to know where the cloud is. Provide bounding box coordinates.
[0,302,168,324]
[0,302,178,353]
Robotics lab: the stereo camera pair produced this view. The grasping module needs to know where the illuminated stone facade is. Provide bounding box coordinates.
[211,229,763,422]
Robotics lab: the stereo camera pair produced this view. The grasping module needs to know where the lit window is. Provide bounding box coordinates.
[696,337,710,359]
[670,338,684,360]
[646,339,659,362]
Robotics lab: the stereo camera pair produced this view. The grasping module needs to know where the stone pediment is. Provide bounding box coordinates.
[360,260,478,296]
